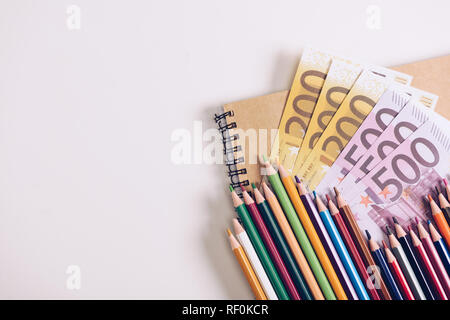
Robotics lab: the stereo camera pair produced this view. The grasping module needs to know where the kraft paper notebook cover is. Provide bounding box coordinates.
[215,55,450,188]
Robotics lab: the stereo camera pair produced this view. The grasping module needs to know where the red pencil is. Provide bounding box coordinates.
[409,226,447,300]
[382,241,415,300]
[326,195,380,300]
[241,186,301,300]
[416,218,450,298]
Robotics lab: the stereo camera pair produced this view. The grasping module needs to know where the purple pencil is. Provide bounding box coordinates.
[295,176,358,300]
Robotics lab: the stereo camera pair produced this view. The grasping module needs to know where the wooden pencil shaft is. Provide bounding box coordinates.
[390,244,426,300]
[266,172,336,300]
[233,201,289,300]
[244,199,301,300]
[340,206,392,300]
[331,212,380,300]
[300,193,356,300]
[256,199,313,300]
[397,235,435,300]
[318,206,369,300]
[231,243,267,300]
[372,247,403,300]
[263,183,325,300]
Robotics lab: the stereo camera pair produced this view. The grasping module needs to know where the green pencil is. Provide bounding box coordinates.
[253,183,313,300]
[261,157,336,299]
[230,186,289,300]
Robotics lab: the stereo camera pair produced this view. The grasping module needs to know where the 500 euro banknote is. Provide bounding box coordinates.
[315,85,438,196]
[337,91,439,198]
[347,119,450,242]
[296,68,412,190]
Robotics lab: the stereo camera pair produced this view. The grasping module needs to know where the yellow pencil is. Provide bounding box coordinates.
[278,164,347,300]
[227,228,267,300]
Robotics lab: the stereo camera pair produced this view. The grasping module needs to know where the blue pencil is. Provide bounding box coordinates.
[428,220,450,274]
[314,192,370,300]
[366,230,403,300]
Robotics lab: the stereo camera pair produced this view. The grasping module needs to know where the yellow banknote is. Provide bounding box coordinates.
[270,47,334,172]
[296,67,412,190]
[293,60,362,173]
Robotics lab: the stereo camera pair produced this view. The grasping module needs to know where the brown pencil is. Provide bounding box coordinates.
[437,186,450,226]
[334,187,392,300]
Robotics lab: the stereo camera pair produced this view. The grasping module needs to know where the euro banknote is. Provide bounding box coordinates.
[296,68,412,189]
[271,47,351,172]
[346,119,450,242]
[316,86,438,196]
[338,91,439,197]
[293,59,362,174]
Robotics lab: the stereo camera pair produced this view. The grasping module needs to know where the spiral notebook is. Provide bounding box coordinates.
[214,54,450,189]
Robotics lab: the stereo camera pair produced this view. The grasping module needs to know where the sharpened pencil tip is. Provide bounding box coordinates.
[326,194,331,202]
[427,220,432,225]
[312,190,317,199]
[295,175,301,183]
[334,187,340,196]
[415,217,420,225]
[251,182,256,189]
[392,216,399,224]
[382,240,388,249]
[407,225,412,232]
[365,230,371,240]
[226,228,232,236]
[240,183,246,192]
[444,178,448,186]
[435,186,440,195]
[386,225,392,235]
[427,194,433,202]
[229,185,234,192]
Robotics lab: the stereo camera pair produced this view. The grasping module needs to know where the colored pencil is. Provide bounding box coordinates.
[409,226,447,300]
[393,217,435,300]
[436,187,450,226]
[335,188,392,300]
[428,194,450,249]
[233,219,278,300]
[277,163,346,300]
[428,220,450,275]
[260,157,336,300]
[382,240,415,300]
[261,182,324,300]
[386,225,426,300]
[253,183,312,300]
[295,179,356,300]
[444,179,450,200]
[227,229,267,300]
[327,195,380,300]
[315,192,369,300]
[241,186,301,300]
[416,219,450,297]
[230,186,289,299]
[366,230,403,300]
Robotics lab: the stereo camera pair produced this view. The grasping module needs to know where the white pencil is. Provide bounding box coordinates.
[233,218,278,300]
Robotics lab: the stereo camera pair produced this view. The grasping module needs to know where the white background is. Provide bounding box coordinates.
[0,0,449,299]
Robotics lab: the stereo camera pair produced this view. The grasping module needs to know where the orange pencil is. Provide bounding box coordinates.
[227,229,267,300]
[261,182,325,300]
[278,164,347,300]
[428,194,450,249]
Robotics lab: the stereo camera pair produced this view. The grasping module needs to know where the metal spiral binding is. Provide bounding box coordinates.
[214,110,249,191]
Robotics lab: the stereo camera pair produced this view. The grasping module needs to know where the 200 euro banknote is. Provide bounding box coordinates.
[347,119,450,242]
[296,68,412,190]
[316,86,438,196]
[293,59,363,173]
